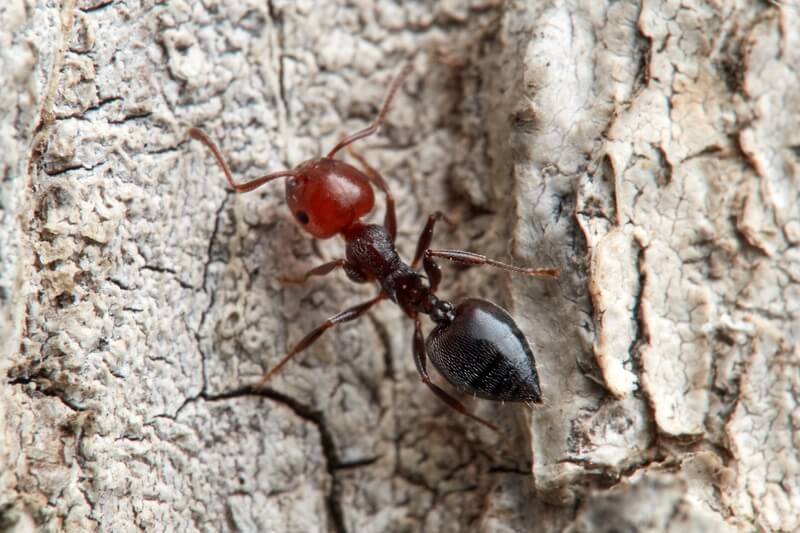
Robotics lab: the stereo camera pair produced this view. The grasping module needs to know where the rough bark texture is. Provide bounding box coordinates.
[2,1,798,532]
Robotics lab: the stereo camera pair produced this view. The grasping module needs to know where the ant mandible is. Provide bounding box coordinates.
[188,66,559,432]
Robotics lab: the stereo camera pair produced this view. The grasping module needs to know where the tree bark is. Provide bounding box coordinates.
[2,1,798,532]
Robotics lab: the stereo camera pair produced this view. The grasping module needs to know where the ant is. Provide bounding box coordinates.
[187,66,559,432]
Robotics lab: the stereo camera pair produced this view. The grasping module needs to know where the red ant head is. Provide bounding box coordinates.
[285,158,375,239]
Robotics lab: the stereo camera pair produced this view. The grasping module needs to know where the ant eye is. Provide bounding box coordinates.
[296,211,309,224]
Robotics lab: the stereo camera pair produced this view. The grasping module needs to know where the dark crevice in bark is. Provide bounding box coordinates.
[8,374,86,412]
[488,465,531,476]
[79,1,113,13]
[58,96,123,121]
[332,456,380,471]
[193,194,230,402]
[366,312,395,381]
[266,0,289,121]
[181,385,350,533]
[630,236,661,454]
[627,238,649,388]
[141,264,195,290]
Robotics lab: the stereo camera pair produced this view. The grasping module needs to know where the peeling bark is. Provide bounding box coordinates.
[2,1,798,532]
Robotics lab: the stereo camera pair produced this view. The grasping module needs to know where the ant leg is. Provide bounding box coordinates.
[422,255,442,293]
[253,293,384,389]
[411,211,455,269]
[346,146,397,242]
[412,318,499,433]
[425,249,560,278]
[325,64,413,158]
[188,128,297,193]
[279,259,347,285]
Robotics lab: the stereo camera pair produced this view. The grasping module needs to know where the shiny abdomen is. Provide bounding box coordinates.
[425,298,542,403]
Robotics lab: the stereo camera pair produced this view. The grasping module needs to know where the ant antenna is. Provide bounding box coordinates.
[326,64,413,159]
[187,127,298,193]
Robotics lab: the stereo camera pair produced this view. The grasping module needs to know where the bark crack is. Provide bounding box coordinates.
[176,385,350,533]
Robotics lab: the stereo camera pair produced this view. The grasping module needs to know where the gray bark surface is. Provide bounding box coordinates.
[2,1,798,532]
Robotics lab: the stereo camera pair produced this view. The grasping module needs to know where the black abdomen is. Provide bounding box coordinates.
[425,299,542,403]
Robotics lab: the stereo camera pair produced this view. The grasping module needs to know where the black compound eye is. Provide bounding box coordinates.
[296,211,309,224]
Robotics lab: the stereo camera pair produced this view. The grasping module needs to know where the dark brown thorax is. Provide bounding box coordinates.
[342,223,430,314]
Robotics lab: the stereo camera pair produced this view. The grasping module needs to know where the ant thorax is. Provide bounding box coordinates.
[343,223,444,319]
